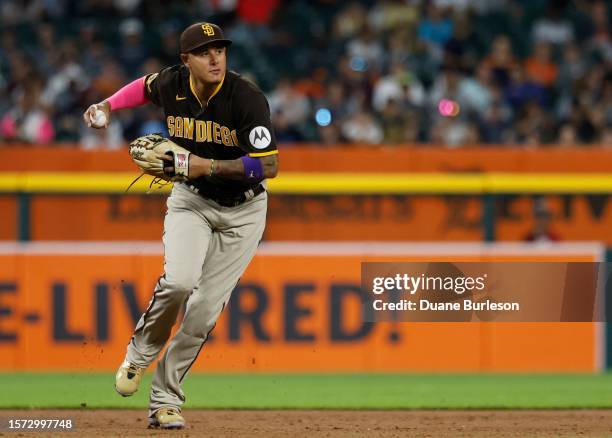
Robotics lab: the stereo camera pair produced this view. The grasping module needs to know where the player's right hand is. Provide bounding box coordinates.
[83,101,111,129]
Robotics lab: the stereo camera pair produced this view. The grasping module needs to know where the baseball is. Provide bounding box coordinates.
[91,109,107,127]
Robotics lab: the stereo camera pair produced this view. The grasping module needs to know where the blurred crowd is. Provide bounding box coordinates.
[0,0,611,148]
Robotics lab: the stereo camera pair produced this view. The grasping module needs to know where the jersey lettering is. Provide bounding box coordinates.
[220,126,232,146]
[206,121,212,142]
[183,117,194,140]
[167,115,175,136]
[175,116,183,138]
[195,120,206,142]
[167,115,238,146]
[212,122,221,144]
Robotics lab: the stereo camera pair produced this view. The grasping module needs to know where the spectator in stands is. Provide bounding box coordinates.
[79,115,124,150]
[316,123,340,145]
[272,109,304,143]
[294,67,328,102]
[505,65,547,115]
[89,59,126,102]
[0,28,18,63]
[556,42,587,92]
[268,78,310,134]
[81,36,109,79]
[443,12,482,71]
[368,0,418,34]
[315,80,350,125]
[568,100,599,144]
[479,100,513,144]
[531,2,574,46]
[341,110,383,144]
[0,75,54,144]
[346,25,385,73]
[372,62,425,113]
[524,41,558,87]
[333,2,368,40]
[558,123,578,146]
[456,64,493,117]
[29,22,56,76]
[586,1,612,61]
[430,118,479,147]
[417,2,454,61]
[41,41,89,115]
[137,106,167,138]
[117,18,148,76]
[480,35,518,89]
[601,126,612,146]
[429,64,492,122]
[114,0,142,16]
[154,23,181,67]
[380,98,416,144]
[229,0,279,56]
[515,100,556,145]
[237,0,279,26]
[0,0,609,147]
[524,199,560,242]
[603,72,612,126]
[385,28,415,69]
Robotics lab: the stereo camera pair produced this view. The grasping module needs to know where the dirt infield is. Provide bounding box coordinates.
[1,409,611,437]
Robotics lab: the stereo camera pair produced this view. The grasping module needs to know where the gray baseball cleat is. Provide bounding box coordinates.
[114,360,145,397]
[148,407,185,429]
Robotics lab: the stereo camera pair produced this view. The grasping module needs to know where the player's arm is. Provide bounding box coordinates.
[193,81,280,181]
[83,76,151,129]
[187,154,278,180]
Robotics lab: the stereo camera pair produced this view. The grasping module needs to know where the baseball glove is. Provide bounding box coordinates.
[128,134,191,182]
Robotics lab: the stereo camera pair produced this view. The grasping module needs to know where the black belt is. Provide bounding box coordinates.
[186,183,265,207]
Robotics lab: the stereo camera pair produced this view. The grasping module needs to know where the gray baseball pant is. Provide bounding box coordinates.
[124,182,267,416]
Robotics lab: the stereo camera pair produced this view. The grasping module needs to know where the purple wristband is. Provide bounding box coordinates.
[241,156,264,181]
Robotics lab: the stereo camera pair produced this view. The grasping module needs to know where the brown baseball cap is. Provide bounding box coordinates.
[180,22,232,53]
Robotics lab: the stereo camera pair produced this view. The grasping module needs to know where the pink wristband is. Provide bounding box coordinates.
[106,77,149,111]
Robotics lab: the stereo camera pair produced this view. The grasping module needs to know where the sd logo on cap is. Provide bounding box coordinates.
[180,22,232,53]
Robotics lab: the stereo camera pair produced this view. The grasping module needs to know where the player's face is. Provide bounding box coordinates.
[187,44,227,84]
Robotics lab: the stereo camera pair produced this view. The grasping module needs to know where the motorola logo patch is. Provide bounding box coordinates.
[249,126,271,149]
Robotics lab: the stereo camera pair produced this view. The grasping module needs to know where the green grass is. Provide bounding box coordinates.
[1,373,612,409]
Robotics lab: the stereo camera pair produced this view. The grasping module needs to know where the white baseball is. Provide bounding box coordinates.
[91,109,107,127]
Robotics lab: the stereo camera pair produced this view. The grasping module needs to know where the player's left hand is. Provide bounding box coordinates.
[157,153,175,176]
[128,134,191,181]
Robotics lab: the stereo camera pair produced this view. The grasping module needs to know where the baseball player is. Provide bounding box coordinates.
[83,22,278,429]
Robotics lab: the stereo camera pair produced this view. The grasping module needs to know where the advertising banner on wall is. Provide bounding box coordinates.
[0,242,603,372]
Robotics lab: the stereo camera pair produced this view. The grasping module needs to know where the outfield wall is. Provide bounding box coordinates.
[3,146,612,243]
[3,192,612,242]
[0,242,604,373]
